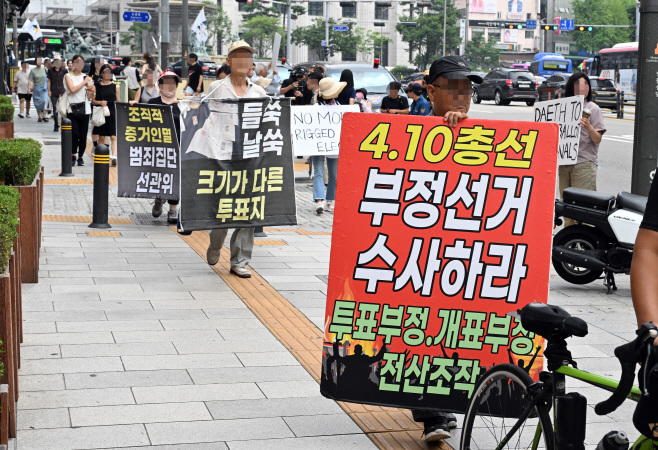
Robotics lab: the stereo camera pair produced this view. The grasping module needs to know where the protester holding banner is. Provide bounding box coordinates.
[144,70,182,224]
[408,55,484,441]
[309,77,348,214]
[91,64,120,166]
[380,81,409,115]
[559,72,606,199]
[204,40,267,278]
[251,62,280,91]
[64,55,93,167]
[131,69,159,105]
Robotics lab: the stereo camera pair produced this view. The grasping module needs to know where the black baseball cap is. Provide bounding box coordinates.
[428,55,483,84]
[408,83,423,95]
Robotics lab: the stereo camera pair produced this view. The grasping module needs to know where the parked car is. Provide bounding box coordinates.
[291,61,403,112]
[402,72,426,92]
[472,68,537,106]
[589,76,619,110]
[536,73,570,102]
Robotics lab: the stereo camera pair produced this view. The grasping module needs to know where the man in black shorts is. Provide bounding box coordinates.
[186,53,204,95]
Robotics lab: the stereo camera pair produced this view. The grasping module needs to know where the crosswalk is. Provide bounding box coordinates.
[603,134,634,144]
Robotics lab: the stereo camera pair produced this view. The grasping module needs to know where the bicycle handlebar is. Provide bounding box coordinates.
[594,322,657,416]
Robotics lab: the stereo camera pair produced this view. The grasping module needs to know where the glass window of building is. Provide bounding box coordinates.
[309,1,323,16]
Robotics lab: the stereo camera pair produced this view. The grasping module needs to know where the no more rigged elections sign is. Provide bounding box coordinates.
[179,98,297,231]
[321,114,559,413]
[291,105,359,157]
[534,95,583,165]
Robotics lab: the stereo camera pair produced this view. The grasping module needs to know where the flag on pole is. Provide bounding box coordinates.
[18,18,32,35]
[191,9,208,47]
[28,18,43,40]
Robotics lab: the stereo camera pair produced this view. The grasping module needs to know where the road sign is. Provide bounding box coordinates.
[321,41,327,46]
[122,11,151,23]
[526,20,537,30]
[333,26,348,31]
[559,19,574,31]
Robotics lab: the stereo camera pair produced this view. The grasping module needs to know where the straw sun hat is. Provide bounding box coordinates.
[315,77,347,101]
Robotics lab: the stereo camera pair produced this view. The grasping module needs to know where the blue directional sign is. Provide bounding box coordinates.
[526,20,537,30]
[333,26,349,31]
[122,11,151,23]
[559,19,574,31]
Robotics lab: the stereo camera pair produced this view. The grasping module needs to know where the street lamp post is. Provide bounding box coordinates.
[442,0,446,56]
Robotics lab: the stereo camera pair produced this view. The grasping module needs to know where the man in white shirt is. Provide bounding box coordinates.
[122,57,141,101]
[249,62,281,91]
[205,41,267,278]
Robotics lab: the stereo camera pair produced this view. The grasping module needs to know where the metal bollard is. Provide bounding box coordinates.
[89,144,111,229]
[59,118,74,177]
[254,226,267,237]
[617,92,624,119]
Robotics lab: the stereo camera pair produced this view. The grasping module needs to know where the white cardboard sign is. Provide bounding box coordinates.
[291,105,360,156]
[534,95,584,165]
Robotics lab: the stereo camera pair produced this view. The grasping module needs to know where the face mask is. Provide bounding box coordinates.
[356,92,364,100]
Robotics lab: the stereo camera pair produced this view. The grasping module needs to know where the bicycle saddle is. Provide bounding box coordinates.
[515,303,588,340]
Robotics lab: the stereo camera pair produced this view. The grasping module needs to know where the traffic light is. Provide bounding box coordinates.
[542,25,558,30]
[578,26,593,31]
[374,21,385,26]
[330,45,335,57]
[508,24,523,29]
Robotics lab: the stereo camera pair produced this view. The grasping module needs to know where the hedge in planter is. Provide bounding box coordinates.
[0,187,19,272]
[0,139,42,186]
[0,96,11,105]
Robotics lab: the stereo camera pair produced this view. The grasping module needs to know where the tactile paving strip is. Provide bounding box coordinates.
[86,231,122,236]
[43,179,94,185]
[264,227,332,236]
[253,240,287,246]
[175,228,451,450]
[42,215,133,224]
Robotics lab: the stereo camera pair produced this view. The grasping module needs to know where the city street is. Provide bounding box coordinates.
[11,102,644,450]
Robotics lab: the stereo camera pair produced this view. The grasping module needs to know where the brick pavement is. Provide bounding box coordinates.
[14,113,644,450]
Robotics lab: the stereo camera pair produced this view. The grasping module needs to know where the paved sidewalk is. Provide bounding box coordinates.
[15,112,644,450]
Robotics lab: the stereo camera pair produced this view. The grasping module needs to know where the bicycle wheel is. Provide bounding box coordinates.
[461,364,554,450]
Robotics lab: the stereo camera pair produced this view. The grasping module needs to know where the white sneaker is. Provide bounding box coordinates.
[316,200,325,214]
[326,201,334,211]
[230,266,252,278]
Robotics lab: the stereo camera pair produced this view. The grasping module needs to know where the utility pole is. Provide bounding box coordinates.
[159,0,169,68]
[286,0,291,62]
[12,13,18,62]
[409,3,413,63]
[636,1,640,41]
[181,0,189,81]
[631,0,658,195]
[325,1,329,60]
[442,0,446,56]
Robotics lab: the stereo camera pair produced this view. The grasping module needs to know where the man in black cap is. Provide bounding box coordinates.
[410,55,483,443]
[381,81,409,114]
[427,55,483,126]
[408,83,430,116]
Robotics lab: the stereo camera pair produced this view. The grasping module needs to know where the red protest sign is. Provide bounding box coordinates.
[321,114,559,412]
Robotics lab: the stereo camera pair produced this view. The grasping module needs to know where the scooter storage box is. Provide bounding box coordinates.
[563,188,615,210]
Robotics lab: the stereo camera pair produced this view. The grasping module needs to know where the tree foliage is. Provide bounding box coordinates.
[396,0,461,70]
[120,23,154,53]
[572,0,634,54]
[291,18,390,61]
[465,34,501,71]
[203,3,233,53]
[242,15,285,57]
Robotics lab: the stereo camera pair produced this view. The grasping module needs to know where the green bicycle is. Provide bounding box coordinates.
[460,302,658,450]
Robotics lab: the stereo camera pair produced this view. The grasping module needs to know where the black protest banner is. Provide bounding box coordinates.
[116,103,180,201]
[179,97,297,231]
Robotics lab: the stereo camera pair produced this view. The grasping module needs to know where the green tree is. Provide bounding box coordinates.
[291,18,388,60]
[466,34,501,71]
[572,0,634,54]
[120,23,154,53]
[242,15,285,57]
[203,3,233,54]
[396,0,462,70]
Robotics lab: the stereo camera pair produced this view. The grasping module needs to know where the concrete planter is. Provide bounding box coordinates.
[0,270,16,438]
